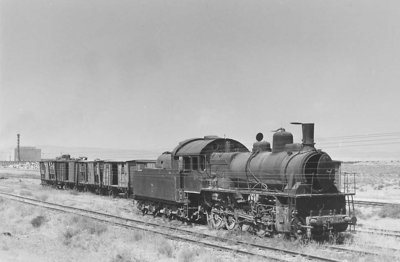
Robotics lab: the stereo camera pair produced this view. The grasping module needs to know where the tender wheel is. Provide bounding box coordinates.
[108,189,116,198]
[225,215,237,230]
[137,202,143,211]
[164,208,172,220]
[256,224,267,237]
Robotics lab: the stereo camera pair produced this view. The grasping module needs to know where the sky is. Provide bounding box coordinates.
[1,0,400,160]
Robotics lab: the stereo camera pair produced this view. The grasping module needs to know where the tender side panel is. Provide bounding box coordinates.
[132,168,180,202]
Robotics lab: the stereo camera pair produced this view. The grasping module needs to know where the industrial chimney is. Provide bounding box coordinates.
[17,134,21,162]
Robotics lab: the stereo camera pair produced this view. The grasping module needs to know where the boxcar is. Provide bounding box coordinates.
[54,155,77,189]
[86,160,102,193]
[102,160,127,196]
[39,159,57,186]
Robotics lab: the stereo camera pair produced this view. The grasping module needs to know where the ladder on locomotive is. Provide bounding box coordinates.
[342,172,356,231]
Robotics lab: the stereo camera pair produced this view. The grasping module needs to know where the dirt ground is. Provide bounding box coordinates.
[1,162,400,261]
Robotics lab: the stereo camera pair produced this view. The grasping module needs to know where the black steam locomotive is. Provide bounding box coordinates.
[134,123,357,239]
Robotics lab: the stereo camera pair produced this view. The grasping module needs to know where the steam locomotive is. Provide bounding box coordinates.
[40,122,357,239]
[134,123,357,239]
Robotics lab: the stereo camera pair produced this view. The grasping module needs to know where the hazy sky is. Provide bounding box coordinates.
[1,0,400,160]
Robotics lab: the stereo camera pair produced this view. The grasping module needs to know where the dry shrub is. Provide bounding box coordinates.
[63,227,79,245]
[31,215,46,228]
[62,216,108,246]
[157,239,173,257]
[112,251,148,262]
[20,189,33,196]
[132,231,143,241]
[111,251,132,262]
[378,205,400,219]
[178,248,197,262]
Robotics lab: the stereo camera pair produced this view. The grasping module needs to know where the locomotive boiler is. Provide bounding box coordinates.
[132,123,356,240]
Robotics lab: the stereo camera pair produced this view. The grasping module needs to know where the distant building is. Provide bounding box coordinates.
[14,147,41,161]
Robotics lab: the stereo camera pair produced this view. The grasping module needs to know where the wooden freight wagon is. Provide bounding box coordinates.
[39,159,57,186]
[102,160,128,197]
[75,159,87,190]
[54,155,78,189]
[86,160,102,193]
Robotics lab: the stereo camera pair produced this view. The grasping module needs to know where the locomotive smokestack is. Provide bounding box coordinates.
[302,123,315,146]
[290,122,315,147]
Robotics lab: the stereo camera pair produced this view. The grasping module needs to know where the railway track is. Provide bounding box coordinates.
[357,227,400,238]
[0,190,347,262]
[1,182,398,260]
[326,245,399,257]
[354,200,400,207]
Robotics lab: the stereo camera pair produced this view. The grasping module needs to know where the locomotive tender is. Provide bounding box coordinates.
[133,123,356,239]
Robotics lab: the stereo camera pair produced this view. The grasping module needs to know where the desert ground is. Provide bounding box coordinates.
[0,161,399,261]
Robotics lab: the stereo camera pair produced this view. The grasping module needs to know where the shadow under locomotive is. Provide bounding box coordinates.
[134,123,357,241]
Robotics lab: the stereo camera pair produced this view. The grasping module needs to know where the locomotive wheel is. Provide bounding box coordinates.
[290,217,306,241]
[210,211,224,229]
[225,215,237,230]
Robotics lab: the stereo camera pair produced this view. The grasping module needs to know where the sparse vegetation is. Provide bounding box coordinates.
[35,193,49,201]
[378,204,400,219]
[1,163,400,261]
[132,231,143,241]
[31,215,46,228]
[19,189,33,196]
[178,248,197,262]
[157,238,174,257]
[62,216,108,246]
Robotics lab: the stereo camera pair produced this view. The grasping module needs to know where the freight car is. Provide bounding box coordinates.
[39,156,155,197]
[132,123,357,240]
[101,159,156,197]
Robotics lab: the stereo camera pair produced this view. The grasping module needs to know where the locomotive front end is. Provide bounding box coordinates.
[210,122,356,239]
[276,123,356,239]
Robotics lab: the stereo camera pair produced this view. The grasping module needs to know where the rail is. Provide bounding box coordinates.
[0,190,344,262]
